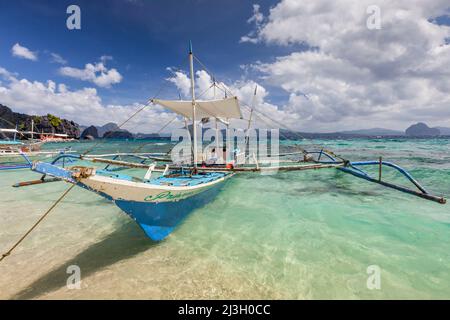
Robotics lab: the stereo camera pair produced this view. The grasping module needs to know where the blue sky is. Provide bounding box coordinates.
[0,0,290,105]
[1,0,449,132]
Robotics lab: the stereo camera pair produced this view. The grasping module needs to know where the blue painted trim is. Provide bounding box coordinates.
[0,140,23,145]
[104,155,119,170]
[349,160,427,194]
[20,153,33,166]
[318,149,323,161]
[50,154,82,164]
[32,162,77,183]
[306,150,338,163]
[115,182,224,241]
[0,153,32,170]
[0,164,31,170]
[337,166,445,203]
[348,164,370,177]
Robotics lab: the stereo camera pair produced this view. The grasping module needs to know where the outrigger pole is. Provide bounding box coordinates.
[18,151,446,204]
[337,161,446,204]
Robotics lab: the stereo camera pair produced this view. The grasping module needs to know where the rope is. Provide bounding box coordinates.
[195,83,215,100]
[131,115,179,154]
[251,112,307,151]
[250,109,346,162]
[193,55,216,83]
[104,60,193,157]
[0,184,75,263]
[0,91,157,263]
[82,102,150,156]
[82,54,193,157]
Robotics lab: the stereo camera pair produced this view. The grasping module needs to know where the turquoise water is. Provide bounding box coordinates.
[0,138,449,299]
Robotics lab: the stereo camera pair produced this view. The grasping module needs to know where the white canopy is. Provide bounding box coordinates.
[152,96,242,120]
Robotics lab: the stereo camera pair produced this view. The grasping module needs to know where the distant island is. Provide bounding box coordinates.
[405,122,440,136]
[79,123,157,140]
[278,123,449,139]
[1,103,449,140]
[79,123,133,140]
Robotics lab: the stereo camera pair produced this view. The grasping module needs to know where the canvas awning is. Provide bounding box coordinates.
[152,96,242,120]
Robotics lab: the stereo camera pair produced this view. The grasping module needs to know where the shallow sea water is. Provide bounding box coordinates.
[0,138,449,299]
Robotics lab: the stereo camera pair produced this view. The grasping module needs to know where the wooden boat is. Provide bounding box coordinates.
[0,129,76,170]
[0,139,43,152]
[29,42,240,241]
[0,149,74,169]
[0,128,44,152]
[33,161,233,240]
[22,43,446,242]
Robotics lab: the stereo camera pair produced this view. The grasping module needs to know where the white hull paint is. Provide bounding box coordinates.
[79,173,234,203]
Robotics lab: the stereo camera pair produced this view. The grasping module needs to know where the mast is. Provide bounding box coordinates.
[213,78,220,161]
[189,41,198,168]
[245,85,257,148]
[31,119,34,140]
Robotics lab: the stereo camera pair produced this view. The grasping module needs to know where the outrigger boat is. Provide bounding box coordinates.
[0,128,75,170]
[20,43,446,242]
[0,128,44,152]
[0,149,75,170]
[0,123,79,170]
[24,43,240,241]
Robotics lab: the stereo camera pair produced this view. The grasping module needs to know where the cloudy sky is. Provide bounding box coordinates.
[0,0,449,133]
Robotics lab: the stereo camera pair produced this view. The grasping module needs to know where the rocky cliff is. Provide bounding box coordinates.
[97,122,120,137]
[0,104,80,138]
[80,126,99,140]
[80,122,134,139]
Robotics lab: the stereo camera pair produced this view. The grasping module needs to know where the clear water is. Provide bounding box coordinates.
[0,138,449,299]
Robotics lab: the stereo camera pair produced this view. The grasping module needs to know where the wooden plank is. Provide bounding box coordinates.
[86,156,343,173]
[12,177,61,188]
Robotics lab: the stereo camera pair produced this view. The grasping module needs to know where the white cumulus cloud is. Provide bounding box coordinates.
[166,68,298,129]
[241,0,450,131]
[11,43,38,61]
[59,59,123,88]
[0,66,178,133]
[50,52,67,65]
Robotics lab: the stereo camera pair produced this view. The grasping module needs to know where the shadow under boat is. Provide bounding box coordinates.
[10,220,156,300]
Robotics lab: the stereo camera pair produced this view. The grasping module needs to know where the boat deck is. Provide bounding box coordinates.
[151,172,227,186]
[95,170,228,187]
